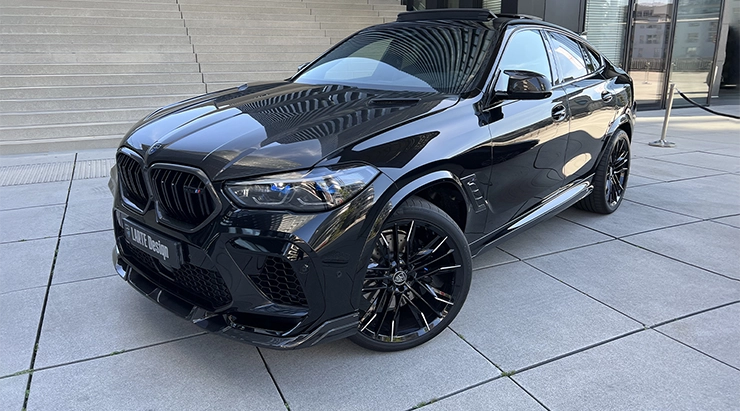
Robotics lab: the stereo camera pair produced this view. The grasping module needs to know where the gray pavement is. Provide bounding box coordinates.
[1,104,739,410]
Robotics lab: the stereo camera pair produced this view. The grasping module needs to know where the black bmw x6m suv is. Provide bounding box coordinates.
[111,9,635,351]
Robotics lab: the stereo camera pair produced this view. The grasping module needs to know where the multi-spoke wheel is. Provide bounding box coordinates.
[350,197,471,351]
[575,129,631,214]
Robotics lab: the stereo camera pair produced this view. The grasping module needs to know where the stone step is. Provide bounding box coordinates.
[310,8,382,17]
[200,62,303,73]
[0,135,123,155]
[191,44,329,54]
[305,1,402,10]
[314,14,385,24]
[2,0,178,11]
[203,71,294,83]
[0,63,200,75]
[0,83,206,99]
[196,51,323,63]
[0,15,185,27]
[0,121,134,141]
[324,28,363,38]
[0,95,192,112]
[181,11,316,21]
[318,21,382,30]
[0,73,203,88]
[1,53,196,64]
[184,19,320,29]
[0,24,187,36]
[177,0,305,5]
[178,3,308,13]
[0,43,195,53]
[0,6,183,19]
[0,34,191,45]
[205,82,245,93]
[0,108,152,127]
[187,27,325,37]
[190,35,329,46]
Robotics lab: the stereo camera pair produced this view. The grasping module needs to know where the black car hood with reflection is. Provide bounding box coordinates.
[123,81,458,181]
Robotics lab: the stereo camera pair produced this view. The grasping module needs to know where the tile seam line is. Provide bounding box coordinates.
[0,332,208,381]
[652,328,740,373]
[22,153,77,410]
[615,238,740,283]
[256,347,290,411]
[629,170,729,184]
[642,156,737,174]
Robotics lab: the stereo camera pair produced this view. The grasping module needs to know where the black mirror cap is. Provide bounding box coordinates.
[502,70,552,100]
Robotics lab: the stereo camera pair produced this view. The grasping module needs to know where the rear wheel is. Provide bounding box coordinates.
[350,197,471,351]
[575,129,631,214]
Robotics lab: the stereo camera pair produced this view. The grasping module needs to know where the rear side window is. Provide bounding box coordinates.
[581,45,603,73]
[496,29,553,83]
[547,32,588,82]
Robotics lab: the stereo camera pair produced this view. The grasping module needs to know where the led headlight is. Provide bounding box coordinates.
[225,165,379,212]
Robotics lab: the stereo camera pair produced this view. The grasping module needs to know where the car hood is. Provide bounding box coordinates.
[123,81,458,181]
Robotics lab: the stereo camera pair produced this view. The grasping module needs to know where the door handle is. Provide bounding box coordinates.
[551,104,567,121]
[601,91,614,103]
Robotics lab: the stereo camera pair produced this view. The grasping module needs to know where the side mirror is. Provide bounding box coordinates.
[496,70,552,100]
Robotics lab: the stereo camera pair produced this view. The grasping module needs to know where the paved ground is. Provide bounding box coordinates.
[1,104,739,410]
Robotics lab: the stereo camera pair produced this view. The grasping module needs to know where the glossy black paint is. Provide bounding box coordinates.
[111,14,634,349]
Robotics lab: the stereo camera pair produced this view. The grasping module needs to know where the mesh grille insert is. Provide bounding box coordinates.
[249,257,308,307]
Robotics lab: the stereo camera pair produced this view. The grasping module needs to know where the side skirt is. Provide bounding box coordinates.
[470,176,594,257]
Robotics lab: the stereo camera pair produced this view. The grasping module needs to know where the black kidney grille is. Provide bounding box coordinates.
[116,153,149,210]
[150,168,215,227]
[249,257,308,307]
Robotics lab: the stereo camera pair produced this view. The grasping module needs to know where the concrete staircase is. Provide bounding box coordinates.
[0,0,405,154]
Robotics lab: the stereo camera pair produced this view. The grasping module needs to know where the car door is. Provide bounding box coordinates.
[481,28,570,234]
[545,31,619,186]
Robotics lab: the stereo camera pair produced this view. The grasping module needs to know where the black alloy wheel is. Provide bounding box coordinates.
[575,129,631,214]
[350,197,472,351]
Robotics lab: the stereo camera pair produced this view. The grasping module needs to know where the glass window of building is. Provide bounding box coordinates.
[584,0,630,67]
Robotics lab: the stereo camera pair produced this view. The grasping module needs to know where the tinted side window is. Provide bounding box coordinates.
[496,29,552,83]
[548,32,588,82]
[581,45,603,73]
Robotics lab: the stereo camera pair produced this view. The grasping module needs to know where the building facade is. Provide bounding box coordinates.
[409,0,739,109]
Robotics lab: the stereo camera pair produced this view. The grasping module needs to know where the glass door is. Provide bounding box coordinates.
[627,0,675,108]
[668,0,723,107]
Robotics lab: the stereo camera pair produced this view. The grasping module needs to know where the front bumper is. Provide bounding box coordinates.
[114,244,359,349]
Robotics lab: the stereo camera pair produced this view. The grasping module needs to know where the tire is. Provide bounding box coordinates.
[350,197,472,351]
[575,129,631,214]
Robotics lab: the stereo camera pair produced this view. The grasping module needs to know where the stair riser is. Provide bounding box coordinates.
[195,52,324,62]
[1,0,180,11]
[0,16,185,27]
[2,53,196,64]
[200,62,302,72]
[192,44,329,54]
[0,63,200,75]
[182,12,315,21]
[0,25,186,35]
[0,95,192,112]
[184,19,320,29]
[0,73,203,88]
[0,122,133,141]
[1,109,152,127]
[0,44,194,53]
[0,7,182,19]
[0,34,191,45]
[204,72,294,83]
[188,28,325,37]
[0,84,205,99]
[190,36,329,46]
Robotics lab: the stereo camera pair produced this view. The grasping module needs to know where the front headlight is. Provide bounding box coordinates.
[224,165,379,212]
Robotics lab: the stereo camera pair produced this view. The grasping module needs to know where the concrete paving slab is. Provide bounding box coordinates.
[658,303,740,369]
[61,178,112,236]
[472,247,517,271]
[0,204,64,243]
[496,217,611,259]
[514,330,740,411]
[27,334,285,411]
[0,374,28,411]
[261,330,498,411]
[0,152,75,167]
[422,377,545,411]
[53,231,115,284]
[559,200,699,238]
[626,174,740,219]
[528,241,740,326]
[0,237,55,293]
[74,148,116,162]
[706,145,740,157]
[713,214,740,229]
[630,157,723,182]
[0,181,69,211]
[0,287,45,376]
[623,221,740,280]
[451,262,640,370]
[648,151,740,173]
[626,174,661,187]
[34,276,203,368]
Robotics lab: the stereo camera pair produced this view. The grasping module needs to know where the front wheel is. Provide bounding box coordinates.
[575,129,631,214]
[350,197,472,351]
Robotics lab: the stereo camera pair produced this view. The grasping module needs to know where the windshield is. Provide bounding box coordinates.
[294,22,498,95]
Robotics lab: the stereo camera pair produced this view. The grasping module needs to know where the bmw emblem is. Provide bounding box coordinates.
[148,143,163,155]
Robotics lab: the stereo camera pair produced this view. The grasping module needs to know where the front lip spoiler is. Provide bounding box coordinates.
[113,245,359,349]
